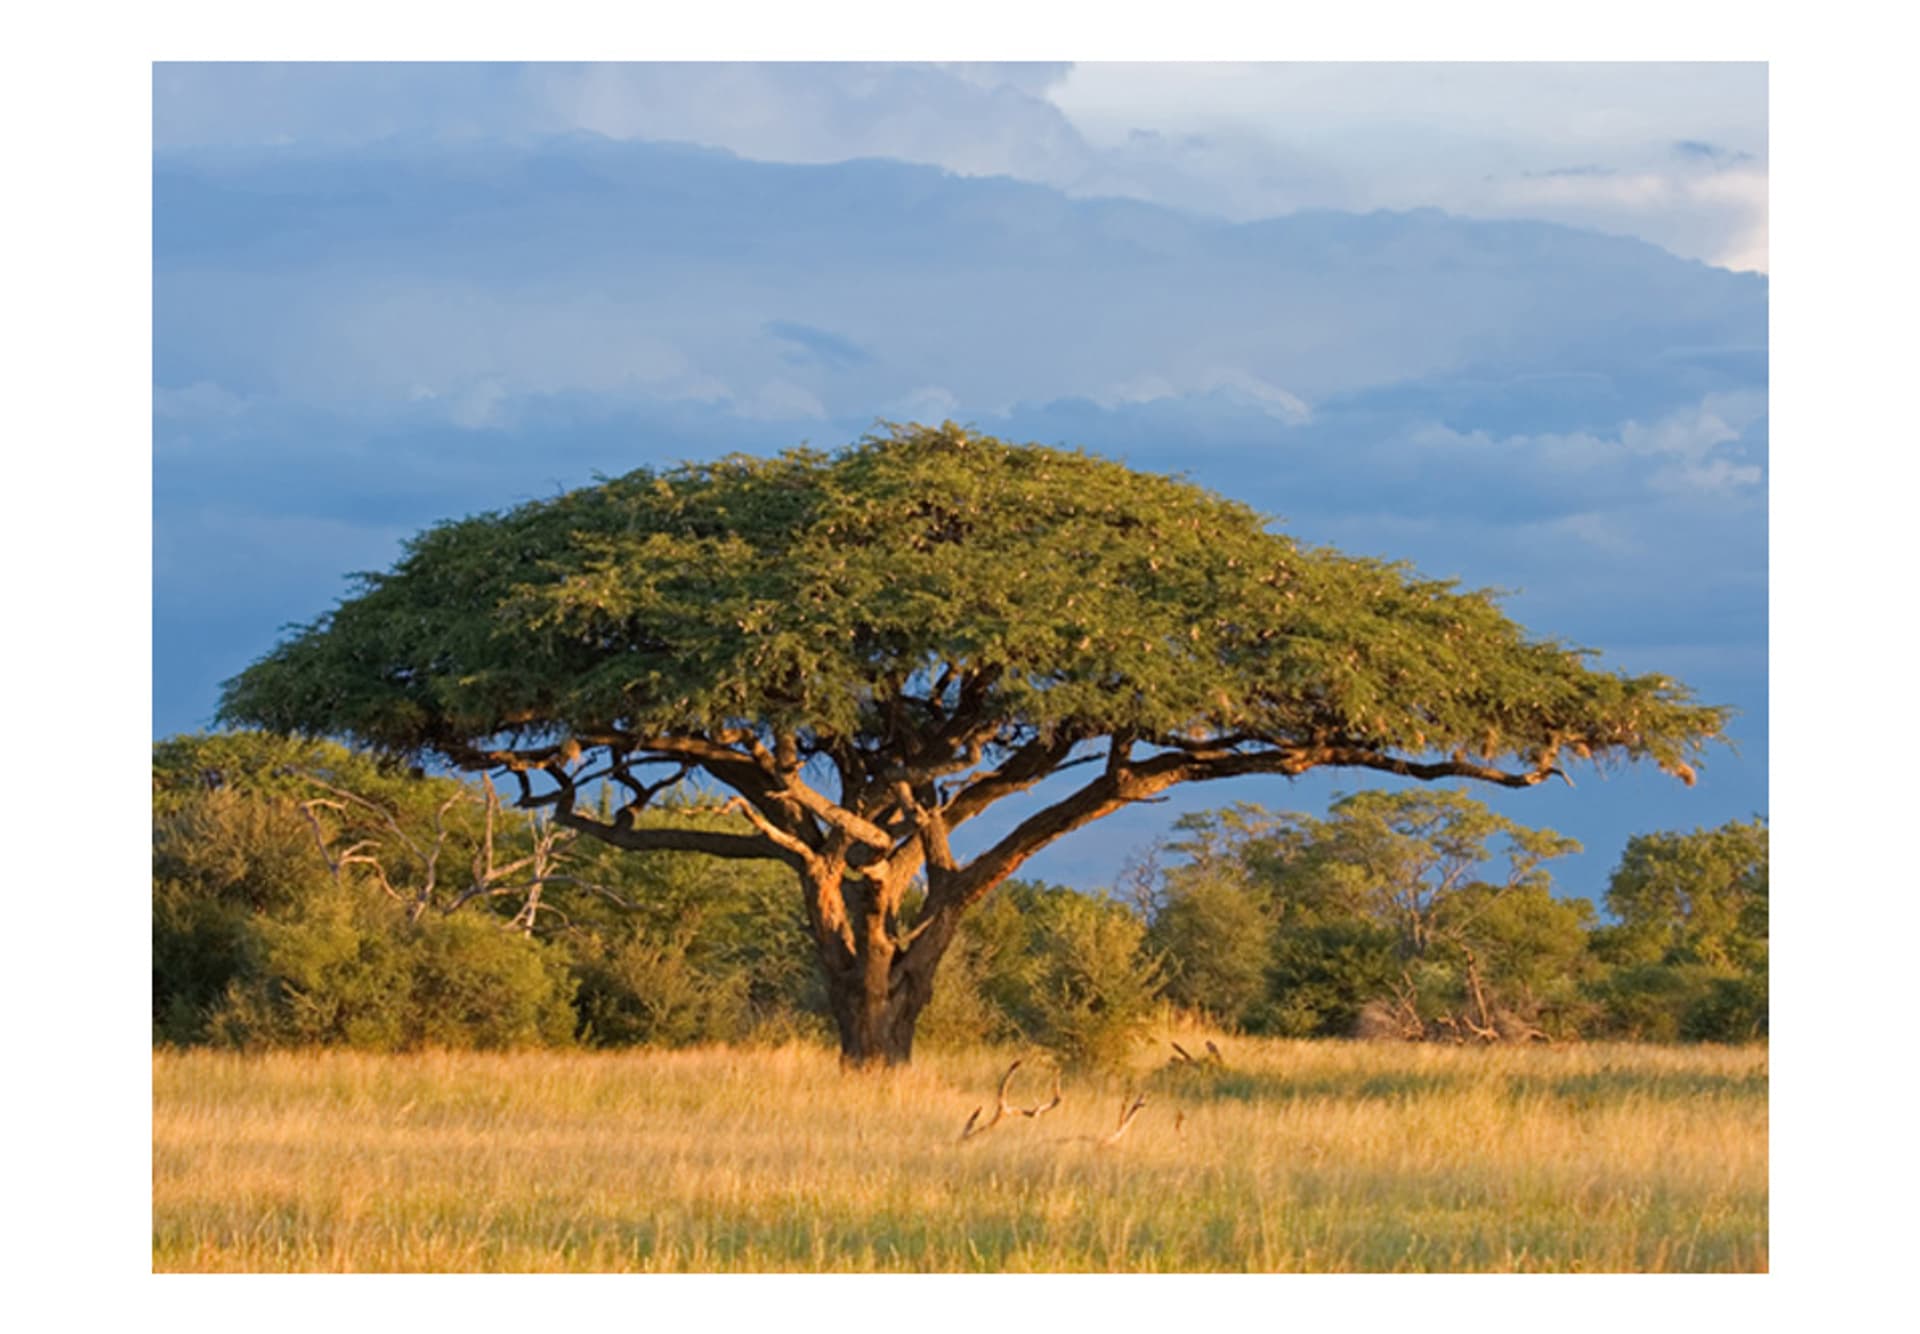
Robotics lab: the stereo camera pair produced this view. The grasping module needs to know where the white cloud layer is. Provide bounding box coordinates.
[1044,63,1767,271]
[1409,390,1767,499]
[155,61,1768,272]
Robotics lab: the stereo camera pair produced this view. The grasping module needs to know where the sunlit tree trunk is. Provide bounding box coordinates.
[807,865,954,1068]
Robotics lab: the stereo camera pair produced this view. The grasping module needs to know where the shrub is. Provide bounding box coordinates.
[1147,875,1271,1028]
[573,931,752,1047]
[1681,970,1768,1042]
[153,885,264,1045]
[405,912,580,1048]
[969,882,1161,1071]
[152,772,336,1042]
[912,915,1022,1051]
[210,880,576,1050]
[1584,961,1766,1044]
[1587,964,1697,1043]
[1256,919,1400,1037]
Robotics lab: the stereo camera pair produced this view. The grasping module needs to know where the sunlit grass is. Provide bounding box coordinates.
[152,1034,1766,1272]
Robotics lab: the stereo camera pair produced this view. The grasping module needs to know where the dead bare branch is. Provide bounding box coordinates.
[958,1060,1061,1141]
[1098,1093,1149,1148]
[1020,1067,1063,1119]
[958,1059,1025,1142]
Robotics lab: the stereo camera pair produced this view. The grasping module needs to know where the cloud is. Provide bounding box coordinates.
[1618,390,1765,461]
[153,380,248,421]
[527,62,1097,185]
[766,320,874,371]
[1672,139,1756,166]
[154,62,1768,273]
[1044,63,1767,271]
[153,62,560,149]
[935,63,1074,97]
[1403,392,1767,504]
[149,90,1768,909]
[446,377,510,430]
[1484,158,1768,272]
[1103,368,1311,423]
[739,379,828,422]
[152,140,1754,438]
[890,385,960,422]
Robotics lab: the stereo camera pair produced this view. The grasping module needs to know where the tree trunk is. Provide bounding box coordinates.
[814,877,957,1069]
[824,964,928,1067]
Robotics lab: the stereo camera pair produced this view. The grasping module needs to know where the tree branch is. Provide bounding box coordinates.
[940,731,1084,828]
[771,773,894,852]
[550,805,806,869]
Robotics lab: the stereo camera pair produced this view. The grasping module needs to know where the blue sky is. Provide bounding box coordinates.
[153,61,1767,906]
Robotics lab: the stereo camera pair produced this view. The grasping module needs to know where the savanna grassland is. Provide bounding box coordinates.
[152,1035,1766,1272]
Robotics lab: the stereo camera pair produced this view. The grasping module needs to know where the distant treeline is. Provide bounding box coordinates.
[154,733,1766,1063]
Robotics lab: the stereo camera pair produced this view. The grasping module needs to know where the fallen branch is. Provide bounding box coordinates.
[959,1060,1062,1142]
[1021,1067,1063,1119]
[1097,1092,1148,1148]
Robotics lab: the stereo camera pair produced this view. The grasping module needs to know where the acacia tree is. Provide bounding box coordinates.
[1295,789,1583,961]
[1597,819,1769,972]
[220,423,1724,1066]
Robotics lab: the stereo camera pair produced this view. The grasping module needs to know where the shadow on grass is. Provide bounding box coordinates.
[1149,1063,1768,1108]
[1151,1066,1464,1104]
[1510,1069,1769,1106]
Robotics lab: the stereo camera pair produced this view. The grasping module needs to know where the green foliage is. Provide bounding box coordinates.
[152,733,1764,1054]
[153,737,347,1042]
[1583,820,1767,1043]
[154,732,832,1051]
[210,879,577,1051]
[220,424,1724,787]
[153,786,328,915]
[940,881,1160,1070]
[563,802,828,1044]
[1437,884,1598,1038]
[1440,885,1594,993]
[1259,919,1403,1037]
[1595,819,1768,971]
[153,886,265,1045]
[910,923,1023,1051]
[153,731,454,822]
[1682,971,1768,1043]
[1296,788,1582,960]
[1587,964,1692,1043]
[1585,962,1766,1044]
[1147,873,1272,1027]
[212,425,1730,1064]
[1156,793,1596,1038]
[572,932,752,1047]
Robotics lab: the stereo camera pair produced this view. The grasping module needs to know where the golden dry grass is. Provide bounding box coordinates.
[152,1035,1766,1272]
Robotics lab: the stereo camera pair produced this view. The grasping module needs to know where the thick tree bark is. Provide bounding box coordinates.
[823,961,929,1067]
[809,867,956,1068]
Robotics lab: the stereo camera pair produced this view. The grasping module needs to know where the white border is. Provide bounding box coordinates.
[16,0,1908,1320]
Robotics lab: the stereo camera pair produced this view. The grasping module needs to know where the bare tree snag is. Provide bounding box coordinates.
[294,769,616,932]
